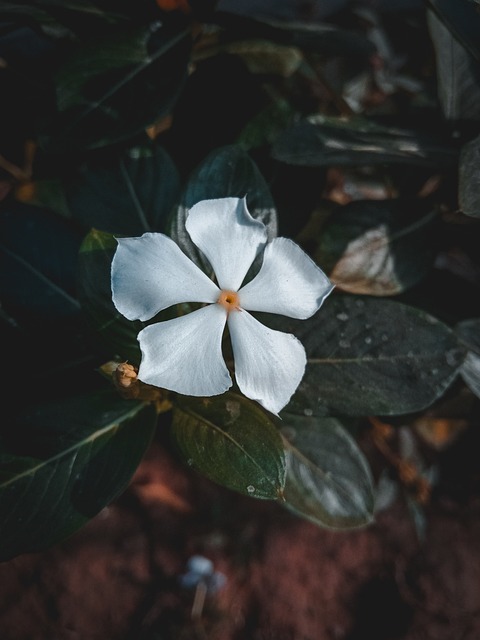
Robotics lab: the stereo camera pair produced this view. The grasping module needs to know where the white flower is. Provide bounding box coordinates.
[111,197,333,415]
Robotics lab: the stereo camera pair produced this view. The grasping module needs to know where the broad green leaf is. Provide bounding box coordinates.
[0,202,82,321]
[459,133,480,218]
[264,295,465,416]
[315,198,438,296]
[77,229,143,364]
[456,318,480,398]
[65,143,180,234]
[46,22,190,151]
[171,393,286,500]
[169,144,278,272]
[280,414,374,529]
[0,389,157,561]
[271,115,458,168]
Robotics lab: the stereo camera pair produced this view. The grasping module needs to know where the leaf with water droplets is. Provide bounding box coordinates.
[265,295,466,416]
[171,393,286,500]
[280,414,375,529]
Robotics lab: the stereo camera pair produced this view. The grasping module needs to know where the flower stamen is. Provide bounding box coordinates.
[217,290,241,313]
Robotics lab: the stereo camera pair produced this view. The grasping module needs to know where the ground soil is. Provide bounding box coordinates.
[0,421,479,640]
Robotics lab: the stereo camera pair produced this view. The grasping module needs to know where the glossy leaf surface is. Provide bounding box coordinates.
[171,393,286,500]
[281,414,375,529]
[263,295,466,416]
[271,115,458,168]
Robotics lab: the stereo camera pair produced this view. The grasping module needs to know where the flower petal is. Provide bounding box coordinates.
[137,304,232,396]
[185,197,267,291]
[227,310,306,415]
[238,237,334,319]
[112,233,219,321]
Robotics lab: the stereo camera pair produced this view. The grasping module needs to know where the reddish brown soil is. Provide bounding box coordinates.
[1,430,479,640]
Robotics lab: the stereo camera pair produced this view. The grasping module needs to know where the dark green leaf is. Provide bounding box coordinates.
[427,8,480,122]
[315,198,438,295]
[456,317,480,398]
[45,22,190,151]
[65,143,180,234]
[271,115,458,168]
[0,202,82,321]
[77,229,143,364]
[0,389,157,561]
[171,393,286,500]
[0,0,131,40]
[427,0,480,62]
[237,99,296,151]
[459,133,480,218]
[213,11,376,58]
[169,144,278,272]
[264,295,465,416]
[280,414,374,529]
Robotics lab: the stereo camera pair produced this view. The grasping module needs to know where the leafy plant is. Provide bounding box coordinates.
[1,0,478,561]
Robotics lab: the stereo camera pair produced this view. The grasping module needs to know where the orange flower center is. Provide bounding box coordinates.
[217,290,241,313]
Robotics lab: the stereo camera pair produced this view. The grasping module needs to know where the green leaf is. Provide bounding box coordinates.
[315,198,438,296]
[65,143,180,234]
[0,0,131,40]
[0,389,157,561]
[280,414,375,529]
[237,98,296,151]
[46,22,190,151]
[459,133,480,218]
[171,393,286,500]
[427,8,480,122]
[456,317,480,398]
[0,202,82,322]
[265,295,465,416]
[77,229,143,363]
[168,144,278,272]
[271,115,458,168]
[427,0,480,62]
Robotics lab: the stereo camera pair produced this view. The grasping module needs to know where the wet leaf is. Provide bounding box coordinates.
[65,143,180,234]
[265,295,466,416]
[0,389,157,561]
[315,198,438,295]
[280,414,375,529]
[459,133,480,218]
[271,115,458,168]
[171,393,286,500]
